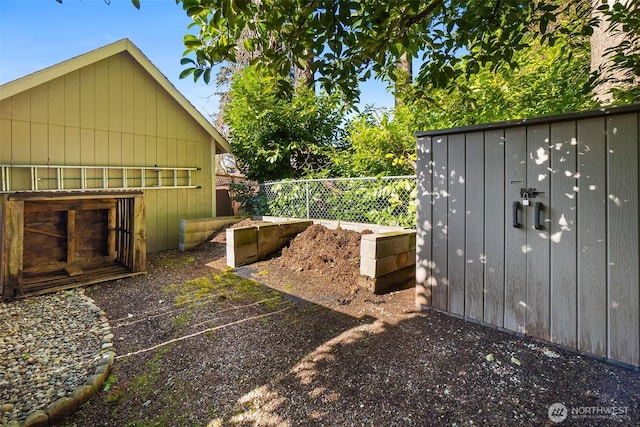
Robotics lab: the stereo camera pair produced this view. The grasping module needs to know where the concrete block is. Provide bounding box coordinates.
[360,250,417,277]
[358,265,416,294]
[361,231,416,260]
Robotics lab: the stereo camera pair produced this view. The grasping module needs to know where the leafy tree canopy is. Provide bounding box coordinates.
[338,37,595,177]
[225,66,346,182]
[176,0,595,101]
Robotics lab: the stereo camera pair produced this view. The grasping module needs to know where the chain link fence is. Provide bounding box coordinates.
[232,176,417,228]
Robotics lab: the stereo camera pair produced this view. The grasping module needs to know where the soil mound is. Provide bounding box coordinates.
[277,224,371,290]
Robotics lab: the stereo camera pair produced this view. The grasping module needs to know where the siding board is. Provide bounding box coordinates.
[526,124,551,341]
[432,136,449,311]
[415,136,433,306]
[94,60,109,131]
[465,132,484,320]
[80,64,95,129]
[121,54,135,134]
[64,71,80,128]
[504,127,527,333]
[448,134,466,315]
[577,117,607,357]
[108,55,123,132]
[606,113,640,366]
[550,121,578,348]
[484,130,505,326]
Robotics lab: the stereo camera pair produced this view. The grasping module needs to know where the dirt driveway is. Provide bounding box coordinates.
[62,235,640,426]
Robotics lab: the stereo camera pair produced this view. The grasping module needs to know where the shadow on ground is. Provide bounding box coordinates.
[62,243,640,427]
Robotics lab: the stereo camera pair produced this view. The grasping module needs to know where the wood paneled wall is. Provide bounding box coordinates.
[0,52,215,252]
[416,106,640,368]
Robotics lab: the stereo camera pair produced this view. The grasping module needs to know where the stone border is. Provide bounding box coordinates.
[7,295,116,427]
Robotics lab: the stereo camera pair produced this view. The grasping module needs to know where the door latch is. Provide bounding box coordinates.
[520,188,540,206]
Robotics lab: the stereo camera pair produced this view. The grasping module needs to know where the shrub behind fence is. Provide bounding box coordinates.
[232,176,417,228]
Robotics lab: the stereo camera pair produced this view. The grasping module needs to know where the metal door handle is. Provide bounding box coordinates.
[512,201,521,228]
[534,202,544,230]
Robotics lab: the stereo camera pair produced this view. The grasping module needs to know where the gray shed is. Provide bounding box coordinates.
[416,104,640,369]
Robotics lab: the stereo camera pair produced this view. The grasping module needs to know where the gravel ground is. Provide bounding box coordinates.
[3,225,640,426]
[0,290,108,425]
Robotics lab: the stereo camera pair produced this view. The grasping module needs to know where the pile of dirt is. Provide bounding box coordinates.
[276,224,372,292]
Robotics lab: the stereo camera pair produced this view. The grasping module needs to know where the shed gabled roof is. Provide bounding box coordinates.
[0,38,230,153]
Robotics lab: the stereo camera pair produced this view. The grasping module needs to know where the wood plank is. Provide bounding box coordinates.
[166,138,179,247]
[484,129,505,327]
[94,59,109,131]
[156,90,168,138]
[415,135,433,306]
[95,130,109,166]
[67,209,76,263]
[447,133,466,315]
[607,113,640,366]
[48,125,65,165]
[48,76,65,126]
[64,126,81,166]
[12,89,30,122]
[121,53,135,134]
[504,127,527,333]
[30,83,48,124]
[465,131,484,320]
[549,121,578,348]
[64,70,80,128]
[23,210,66,270]
[108,55,123,132]
[3,201,24,299]
[109,131,122,168]
[576,117,607,357]
[80,64,95,129]
[132,195,147,271]
[145,74,157,136]
[526,124,551,341]
[11,120,30,164]
[133,63,146,136]
[30,123,49,187]
[431,135,448,311]
[108,206,117,260]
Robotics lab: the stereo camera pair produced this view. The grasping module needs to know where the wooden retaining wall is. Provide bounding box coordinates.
[226,220,313,267]
[179,215,249,251]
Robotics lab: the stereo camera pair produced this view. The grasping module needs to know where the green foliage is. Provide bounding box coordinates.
[225,66,346,182]
[334,106,418,178]
[176,0,598,101]
[337,39,594,178]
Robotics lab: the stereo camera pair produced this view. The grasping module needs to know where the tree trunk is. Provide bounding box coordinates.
[590,0,637,104]
[395,52,413,107]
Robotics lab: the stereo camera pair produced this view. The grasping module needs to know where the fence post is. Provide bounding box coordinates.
[305,180,310,219]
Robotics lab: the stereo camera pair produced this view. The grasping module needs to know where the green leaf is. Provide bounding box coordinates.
[131,0,140,9]
[486,353,495,362]
[510,356,521,366]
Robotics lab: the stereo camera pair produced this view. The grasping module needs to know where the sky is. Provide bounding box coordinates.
[0,0,395,123]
